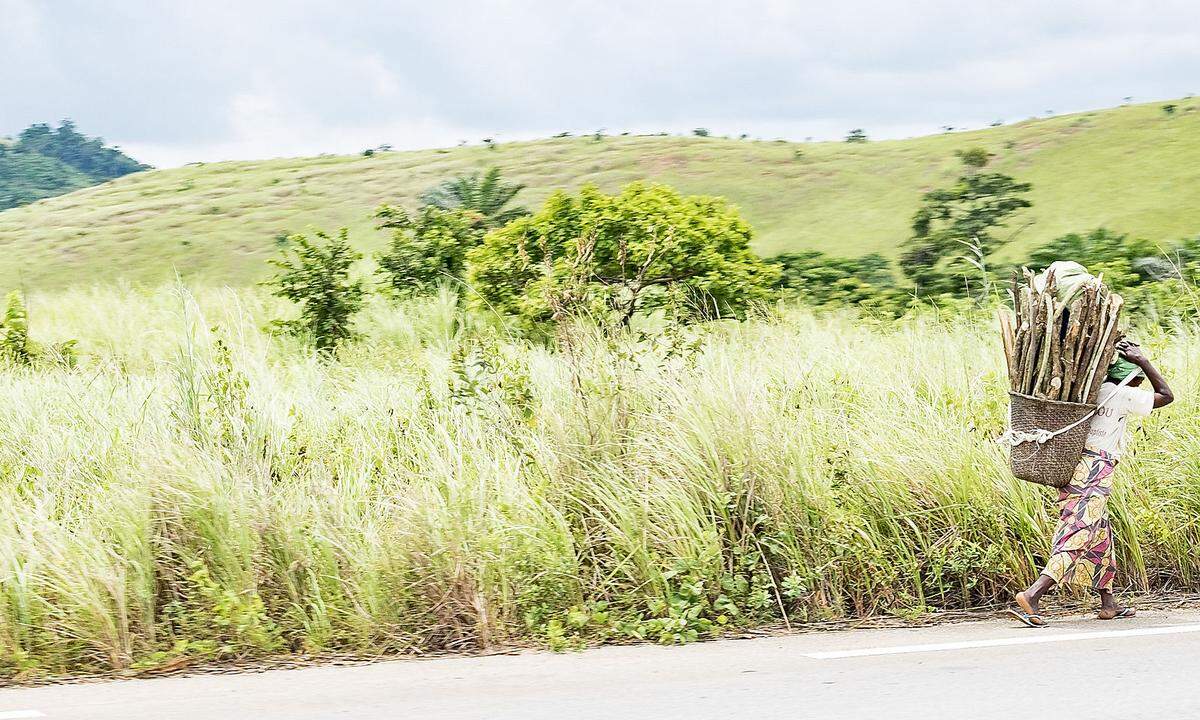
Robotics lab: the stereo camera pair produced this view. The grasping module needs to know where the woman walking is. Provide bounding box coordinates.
[1012,339,1173,626]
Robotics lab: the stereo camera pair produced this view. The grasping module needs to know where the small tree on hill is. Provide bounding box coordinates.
[464,182,779,331]
[900,149,1032,295]
[421,167,528,229]
[845,129,868,143]
[375,205,482,295]
[265,229,364,353]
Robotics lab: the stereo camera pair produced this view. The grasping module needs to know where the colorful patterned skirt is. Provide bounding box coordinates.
[1039,449,1118,591]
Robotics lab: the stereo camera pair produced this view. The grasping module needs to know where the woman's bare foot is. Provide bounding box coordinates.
[1098,590,1136,620]
[1015,591,1046,626]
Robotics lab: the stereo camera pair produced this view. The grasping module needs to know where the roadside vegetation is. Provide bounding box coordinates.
[3,115,1200,678]
[1,282,1197,678]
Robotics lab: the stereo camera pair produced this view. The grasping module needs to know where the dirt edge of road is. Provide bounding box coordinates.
[6,591,1200,690]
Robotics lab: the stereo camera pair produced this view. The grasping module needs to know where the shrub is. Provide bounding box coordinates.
[464,182,779,331]
[772,252,901,312]
[1024,229,1159,291]
[265,229,364,353]
[692,128,711,137]
[0,291,32,364]
[375,205,482,295]
[845,129,868,143]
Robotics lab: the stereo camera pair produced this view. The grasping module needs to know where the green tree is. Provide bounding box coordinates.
[265,229,364,353]
[845,129,868,143]
[421,167,528,229]
[464,182,779,330]
[901,150,1032,294]
[375,205,481,294]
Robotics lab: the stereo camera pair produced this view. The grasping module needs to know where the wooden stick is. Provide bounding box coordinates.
[998,309,1016,385]
[1058,297,1084,401]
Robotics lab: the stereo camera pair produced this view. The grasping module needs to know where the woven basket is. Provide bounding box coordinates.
[1007,392,1095,487]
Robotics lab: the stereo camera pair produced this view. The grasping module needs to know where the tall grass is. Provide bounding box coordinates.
[2,284,1198,676]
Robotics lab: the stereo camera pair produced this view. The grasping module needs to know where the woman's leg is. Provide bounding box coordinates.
[1017,452,1111,620]
[1019,574,1056,615]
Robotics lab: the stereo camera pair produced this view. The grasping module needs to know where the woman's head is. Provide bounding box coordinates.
[1107,355,1141,385]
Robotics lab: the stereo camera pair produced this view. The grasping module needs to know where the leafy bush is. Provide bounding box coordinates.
[772,251,902,312]
[464,182,779,331]
[375,205,482,295]
[1024,228,1157,291]
[845,129,868,143]
[265,229,365,353]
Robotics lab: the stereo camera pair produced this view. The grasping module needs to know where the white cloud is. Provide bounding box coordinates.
[5,0,1200,163]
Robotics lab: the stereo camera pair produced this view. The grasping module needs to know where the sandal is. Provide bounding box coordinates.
[1008,608,1047,628]
[1014,592,1047,627]
[1097,607,1136,620]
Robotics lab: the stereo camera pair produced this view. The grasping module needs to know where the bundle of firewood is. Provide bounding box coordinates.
[998,267,1124,404]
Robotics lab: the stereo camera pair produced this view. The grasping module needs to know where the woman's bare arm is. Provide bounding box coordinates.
[1119,340,1174,408]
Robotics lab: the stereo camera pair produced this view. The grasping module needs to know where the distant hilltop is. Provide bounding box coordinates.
[0,119,148,211]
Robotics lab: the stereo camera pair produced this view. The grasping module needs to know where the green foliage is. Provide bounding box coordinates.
[0,145,92,210]
[421,167,528,229]
[1025,228,1157,290]
[955,147,993,168]
[17,120,147,180]
[901,151,1033,295]
[6,284,1200,675]
[375,205,482,295]
[464,182,779,330]
[1021,229,1200,320]
[0,291,77,367]
[845,128,868,143]
[0,120,146,210]
[1163,104,1178,115]
[159,561,282,661]
[265,229,365,353]
[0,291,31,364]
[772,251,901,312]
[692,128,711,137]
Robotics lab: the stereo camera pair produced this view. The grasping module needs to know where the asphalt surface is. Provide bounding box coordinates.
[5,608,1200,719]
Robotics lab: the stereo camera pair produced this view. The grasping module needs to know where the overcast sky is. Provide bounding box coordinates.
[3,0,1199,167]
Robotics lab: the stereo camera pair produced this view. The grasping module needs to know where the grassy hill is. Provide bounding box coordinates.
[2,99,1200,290]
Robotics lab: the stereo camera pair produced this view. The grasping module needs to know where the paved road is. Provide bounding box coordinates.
[5,609,1200,719]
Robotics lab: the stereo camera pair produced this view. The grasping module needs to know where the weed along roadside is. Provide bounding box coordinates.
[1,280,1199,680]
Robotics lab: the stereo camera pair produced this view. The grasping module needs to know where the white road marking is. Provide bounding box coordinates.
[0,712,46,719]
[805,623,1200,659]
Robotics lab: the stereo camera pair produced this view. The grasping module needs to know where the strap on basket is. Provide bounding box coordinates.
[997,368,1142,448]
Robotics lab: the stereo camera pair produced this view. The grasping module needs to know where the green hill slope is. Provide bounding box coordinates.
[2,99,1200,290]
